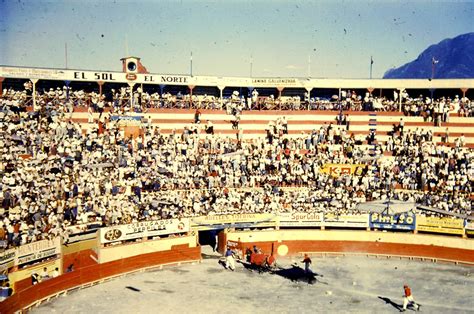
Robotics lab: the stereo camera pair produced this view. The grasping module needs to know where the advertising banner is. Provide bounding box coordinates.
[110,115,143,126]
[15,238,61,265]
[190,214,277,230]
[416,216,464,235]
[465,221,474,235]
[369,212,416,231]
[66,223,101,244]
[100,218,190,244]
[323,213,369,228]
[320,164,366,177]
[0,66,128,82]
[0,248,16,271]
[251,78,299,87]
[278,212,323,227]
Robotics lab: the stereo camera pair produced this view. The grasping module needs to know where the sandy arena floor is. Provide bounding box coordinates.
[32,248,473,314]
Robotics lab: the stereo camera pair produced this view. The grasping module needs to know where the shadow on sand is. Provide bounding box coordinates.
[378,296,403,311]
[239,261,326,285]
[271,265,326,285]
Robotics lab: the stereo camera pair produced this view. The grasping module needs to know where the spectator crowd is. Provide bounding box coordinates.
[3,84,473,119]
[0,85,473,249]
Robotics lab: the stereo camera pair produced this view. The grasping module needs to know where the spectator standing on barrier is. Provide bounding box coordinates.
[40,267,49,281]
[224,247,235,271]
[301,254,312,274]
[402,284,420,312]
[31,272,40,285]
[52,267,60,278]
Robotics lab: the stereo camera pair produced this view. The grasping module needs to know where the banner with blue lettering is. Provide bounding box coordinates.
[369,212,416,231]
[110,115,143,126]
[110,115,142,122]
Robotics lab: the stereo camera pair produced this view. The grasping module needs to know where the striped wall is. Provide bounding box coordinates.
[71,109,474,147]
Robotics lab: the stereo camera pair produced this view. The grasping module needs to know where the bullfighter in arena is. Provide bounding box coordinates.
[224,247,235,271]
[401,284,420,312]
[301,254,312,274]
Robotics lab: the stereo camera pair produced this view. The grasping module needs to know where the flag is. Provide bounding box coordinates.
[432,57,439,64]
[371,56,374,65]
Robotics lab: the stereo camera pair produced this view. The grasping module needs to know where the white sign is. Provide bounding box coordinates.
[100,218,190,244]
[2,66,474,89]
[15,238,61,265]
[0,248,16,271]
[279,212,323,227]
[323,213,369,228]
[465,221,474,231]
[251,78,299,87]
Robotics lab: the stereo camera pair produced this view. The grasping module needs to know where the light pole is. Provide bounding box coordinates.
[431,57,438,80]
[250,54,253,78]
[431,57,438,100]
[190,51,193,77]
[307,54,311,78]
[370,56,373,79]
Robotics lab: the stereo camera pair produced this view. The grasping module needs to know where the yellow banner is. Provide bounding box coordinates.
[416,216,464,235]
[320,164,366,177]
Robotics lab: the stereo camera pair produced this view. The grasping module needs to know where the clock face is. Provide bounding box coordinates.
[127,61,137,71]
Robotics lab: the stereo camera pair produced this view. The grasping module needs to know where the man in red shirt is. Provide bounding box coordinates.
[301,254,312,274]
[402,284,420,311]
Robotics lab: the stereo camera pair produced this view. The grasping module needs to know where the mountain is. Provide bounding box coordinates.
[383,32,474,79]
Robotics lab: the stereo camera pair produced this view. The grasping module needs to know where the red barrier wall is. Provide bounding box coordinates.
[0,244,201,314]
[236,240,474,264]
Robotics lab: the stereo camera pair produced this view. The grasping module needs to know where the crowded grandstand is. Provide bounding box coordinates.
[0,62,473,251]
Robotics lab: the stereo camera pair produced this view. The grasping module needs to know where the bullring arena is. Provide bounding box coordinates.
[0,61,473,313]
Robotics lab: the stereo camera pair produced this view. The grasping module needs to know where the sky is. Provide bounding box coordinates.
[0,0,473,79]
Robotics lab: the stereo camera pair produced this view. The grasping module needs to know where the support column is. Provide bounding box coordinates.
[98,80,104,97]
[159,84,165,108]
[305,87,312,110]
[460,88,468,99]
[128,82,135,109]
[247,86,254,110]
[429,88,435,101]
[367,87,374,96]
[398,88,403,112]
[188,85,195,108]
[218,85,225,109]
[276,86,284,110]
[64,80,71,101]
[0,77,4,97]
[31,79,39,111]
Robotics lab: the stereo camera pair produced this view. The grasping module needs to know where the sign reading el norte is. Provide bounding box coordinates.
[100,218,190,244]
[416,216,464,235]
[369,212,416,230]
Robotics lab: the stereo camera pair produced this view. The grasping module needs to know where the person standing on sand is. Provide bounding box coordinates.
[301,254,312,274]
[401,284,420,312]
[225,247,235,271]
